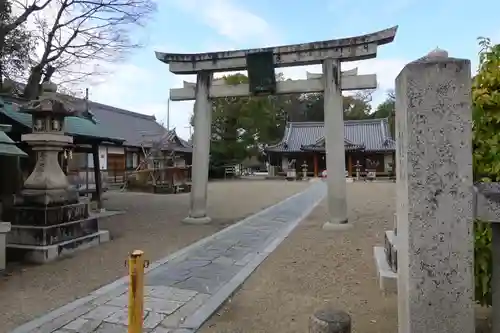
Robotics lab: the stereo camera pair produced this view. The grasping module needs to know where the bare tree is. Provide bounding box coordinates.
[23,0,156,99]
[5,0,53,32]
[387,88,395,101]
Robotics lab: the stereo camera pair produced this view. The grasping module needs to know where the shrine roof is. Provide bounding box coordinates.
[265,118,395,153]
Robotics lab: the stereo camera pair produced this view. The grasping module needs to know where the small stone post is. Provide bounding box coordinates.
[309,308,351,333]
[395,49,474,333]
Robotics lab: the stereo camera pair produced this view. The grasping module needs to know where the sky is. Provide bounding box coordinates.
[86,0,500,140]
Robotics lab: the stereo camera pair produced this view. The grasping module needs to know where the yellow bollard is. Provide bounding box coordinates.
[128,250,146,333]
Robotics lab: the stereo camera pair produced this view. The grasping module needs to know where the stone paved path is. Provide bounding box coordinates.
[11,181,326,333]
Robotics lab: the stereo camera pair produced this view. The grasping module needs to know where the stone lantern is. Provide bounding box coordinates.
[301,161,308,180]
[354,160,362,181]
[4,82,110,264]
[20,82,77,206]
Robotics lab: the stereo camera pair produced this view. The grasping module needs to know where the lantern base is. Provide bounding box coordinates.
[20,187,79,206]
[3,199,113,264]
[6,230,110,264]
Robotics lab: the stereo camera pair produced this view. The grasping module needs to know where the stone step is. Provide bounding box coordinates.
[384,230,397,272]
[108,183,125,191]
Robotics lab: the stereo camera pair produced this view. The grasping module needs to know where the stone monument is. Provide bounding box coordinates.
[4,82,110,264]
[374,49,474,333]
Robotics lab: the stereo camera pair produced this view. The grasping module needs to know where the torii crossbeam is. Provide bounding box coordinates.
[155,26,398,227]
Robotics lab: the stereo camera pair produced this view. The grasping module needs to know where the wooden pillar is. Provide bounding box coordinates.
[347,154,353,177]
[392,151,396,174]
[313,154,319,177]
[92,143,103,210]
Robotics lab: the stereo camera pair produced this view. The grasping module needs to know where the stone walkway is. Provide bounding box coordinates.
[11,181,326,333]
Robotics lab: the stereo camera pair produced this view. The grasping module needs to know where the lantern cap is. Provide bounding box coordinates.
[22,81,76,117]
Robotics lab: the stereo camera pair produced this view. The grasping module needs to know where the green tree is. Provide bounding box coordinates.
[372,90,395,118]
[472,37,500,307]
[287,91,374,122]
[0,0,37,91]
[191,74,375,177]
[372,90,395,137]
[343,91,373,120]
[190,73,288,176]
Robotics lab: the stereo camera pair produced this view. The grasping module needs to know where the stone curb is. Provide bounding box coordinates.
[179,184,326,331]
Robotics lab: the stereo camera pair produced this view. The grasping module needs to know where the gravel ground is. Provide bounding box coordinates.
[0,180,309,333]
[200,182,398,333]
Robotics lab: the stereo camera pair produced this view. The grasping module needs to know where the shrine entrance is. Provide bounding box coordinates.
[155,26,398,228]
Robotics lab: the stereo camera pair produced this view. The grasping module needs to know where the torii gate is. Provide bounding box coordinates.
[155,26,398,227]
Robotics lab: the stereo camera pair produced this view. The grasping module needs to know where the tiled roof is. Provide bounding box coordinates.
[266,118,395,153]
[141,126,192,153]
[87,102,192,151]
[301,137,364,152]
[0,98,125,144]
[0,124,28,157]
[0,95,192,152]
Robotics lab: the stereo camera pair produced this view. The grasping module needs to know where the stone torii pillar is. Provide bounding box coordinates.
[322,58,348,228]
[155,26,397,225]
[184,71,213,224]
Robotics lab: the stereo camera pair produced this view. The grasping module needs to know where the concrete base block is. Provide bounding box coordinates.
[373,246,397,294]
[0,222,11,270]
[346,177,354,183]
[7,230,110,264]
[182,216,212,225]
[322,221,353,231]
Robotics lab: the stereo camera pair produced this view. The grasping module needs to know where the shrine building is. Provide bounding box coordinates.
[265,118,395,177]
